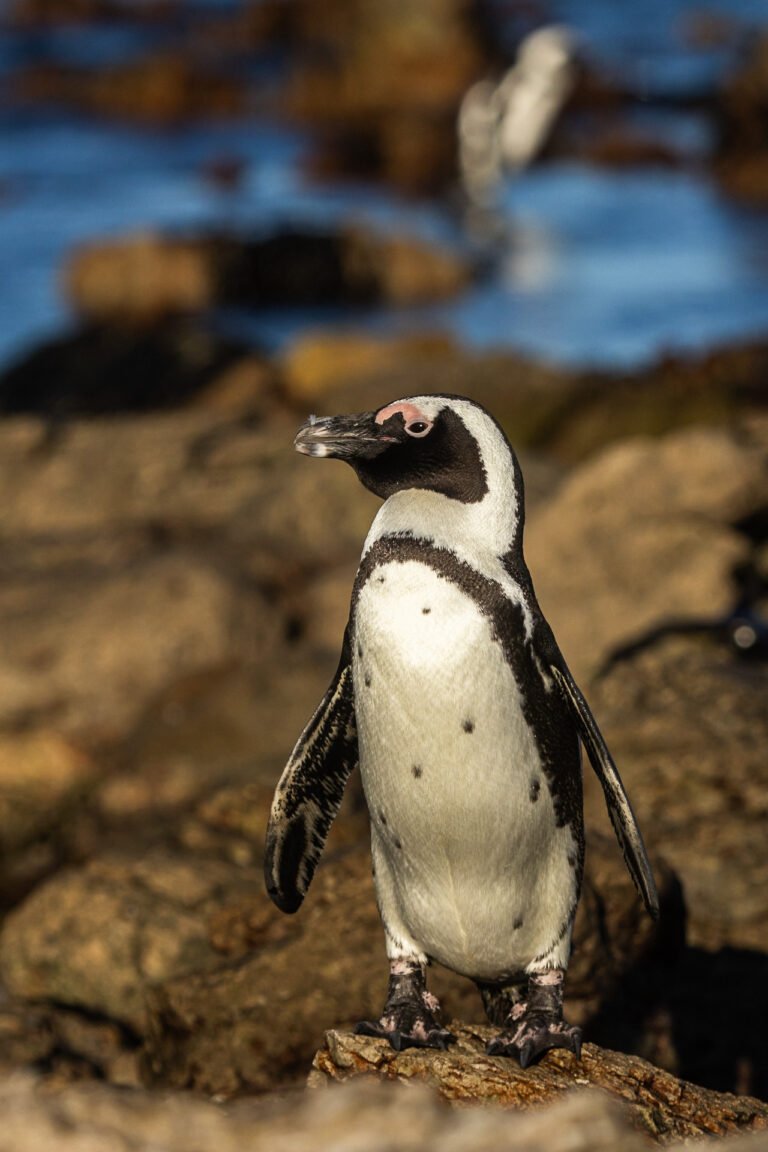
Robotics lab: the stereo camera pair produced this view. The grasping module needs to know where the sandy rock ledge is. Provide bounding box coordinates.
[311,1028,768,1145]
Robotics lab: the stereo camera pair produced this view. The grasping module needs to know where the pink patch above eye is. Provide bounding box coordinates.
[375,401,427,426]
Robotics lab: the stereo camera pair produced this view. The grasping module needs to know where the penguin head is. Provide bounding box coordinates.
[294,394,518,507]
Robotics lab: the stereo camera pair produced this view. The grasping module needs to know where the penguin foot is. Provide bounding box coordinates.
[356,957,455,1051]
[355,1015,455,1051]
[485,968,581,1067]
[486,1014,582,1067]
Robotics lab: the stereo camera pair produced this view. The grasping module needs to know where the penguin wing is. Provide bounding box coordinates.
[548,658,660,919]
[524,604,660,919]
[264,628,358,913]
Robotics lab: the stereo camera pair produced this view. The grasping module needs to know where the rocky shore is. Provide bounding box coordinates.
[1,1,767,1147]
[0,314,766,1115]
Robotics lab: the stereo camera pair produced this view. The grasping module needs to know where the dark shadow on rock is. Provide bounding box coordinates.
[586,943,768,1101]
[670,946,768,1100]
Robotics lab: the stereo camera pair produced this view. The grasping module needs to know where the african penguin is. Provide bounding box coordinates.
[265,394,659,1067]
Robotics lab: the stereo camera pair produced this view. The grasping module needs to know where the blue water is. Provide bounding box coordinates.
[2,1,768,372]
[548,0,768,96]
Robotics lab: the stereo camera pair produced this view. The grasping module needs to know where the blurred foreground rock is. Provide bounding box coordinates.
[313,1029,768,1142]
[0,1073,764,1152]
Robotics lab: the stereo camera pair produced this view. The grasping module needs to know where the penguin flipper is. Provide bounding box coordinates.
[549,662,660,920]
[264,627,358,913]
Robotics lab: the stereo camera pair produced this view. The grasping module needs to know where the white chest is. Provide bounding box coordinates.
[352,559,578,979]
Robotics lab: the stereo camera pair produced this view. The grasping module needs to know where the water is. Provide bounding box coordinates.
[2,1,768,372]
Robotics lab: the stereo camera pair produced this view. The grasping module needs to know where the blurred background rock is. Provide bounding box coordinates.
[0,0,766,1142]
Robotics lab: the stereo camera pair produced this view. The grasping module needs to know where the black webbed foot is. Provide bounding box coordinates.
[483,968,581,1068]
[355,959,456,1052]
[486,1013,582,1067]
[355,1017,455,1051]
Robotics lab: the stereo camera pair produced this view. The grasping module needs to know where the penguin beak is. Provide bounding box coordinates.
[294,412,397,460]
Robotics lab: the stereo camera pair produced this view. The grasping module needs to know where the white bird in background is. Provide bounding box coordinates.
[458,26,577,206]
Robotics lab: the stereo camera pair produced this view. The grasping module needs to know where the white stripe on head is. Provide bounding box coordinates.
[366,395,531,632]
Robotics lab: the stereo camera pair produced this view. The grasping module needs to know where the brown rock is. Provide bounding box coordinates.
[283,0,485,191]
[65,236,214,320]
[543,344,768,464]
[141,832,679,1097]
[281,331,458,404]
[0,549,280,735]
[0,732,96,856]
[190,354,275,416]
[17,54,244,125]
[716,33,768,205]
[63,227,469,324]
[5,1072,766,1152]
[345,228,468,305]
[589,634,768,954]
[107,655,347,835]
[526,422,768,683]
[0,851,261,1033]
[0,1002,56,1072]
[0,406,378,776]
[312,1028,768,1142]
[0,319,270,416]
[9,0,173,25]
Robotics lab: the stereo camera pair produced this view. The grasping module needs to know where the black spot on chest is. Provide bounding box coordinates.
[352,536,584,840]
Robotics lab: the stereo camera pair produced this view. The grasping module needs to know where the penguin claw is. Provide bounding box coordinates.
[354,1020,456,1052]
[487,1020,582,1067]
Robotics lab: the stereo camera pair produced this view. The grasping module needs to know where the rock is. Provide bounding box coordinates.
[8,0,172,25]
[65,240,215,322]
[716,34,768,205]
[105,655,348,835]
[526,421,768,683]
[0,732,96,856]
[542,342,768,464]
[588,634,768,954]
[283,0,486,192]
[0,548,281,735]
[0,759,681,1094]
[285,336,768,469]
[17,54,244,125]
[63,227,469,324]
[0,850,261,1033]
[140,831,678,1097]
[574,624,768,1098]
[556,121,684,169]
[0,408,375,743]
[567,836,683,1006]
[312,1028,768,1142]
[0,1002,57,1073]
[0,319,274,416]
[140,845,398,1095]
[4,1072,766,1152]
[280,331,459,404]
[0,999,141,1086]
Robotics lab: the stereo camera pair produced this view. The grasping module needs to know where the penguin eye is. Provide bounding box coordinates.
[405,420,432,438]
